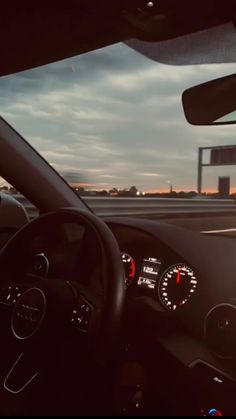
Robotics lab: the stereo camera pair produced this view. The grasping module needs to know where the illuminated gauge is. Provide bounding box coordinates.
[158,263,198,311]
[29,253,49,277]
[121,253,136,287]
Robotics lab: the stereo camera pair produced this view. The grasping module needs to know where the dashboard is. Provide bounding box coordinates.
[4,215,236,416]
[15,217,199,317]
[24,221,199,316]
[106,218,236,417]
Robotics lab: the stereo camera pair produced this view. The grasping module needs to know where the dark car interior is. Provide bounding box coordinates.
[0,1,236,416]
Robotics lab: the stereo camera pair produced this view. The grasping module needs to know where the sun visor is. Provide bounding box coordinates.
[126,23,236,66]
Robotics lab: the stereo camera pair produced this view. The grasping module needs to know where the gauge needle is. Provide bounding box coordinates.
[176,269,181,285]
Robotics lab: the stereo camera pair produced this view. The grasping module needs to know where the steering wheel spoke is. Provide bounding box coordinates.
[4,351,40,395]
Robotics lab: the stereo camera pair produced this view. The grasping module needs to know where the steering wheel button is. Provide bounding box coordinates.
[81,304,90,313]
[71,305,91,332]
[84,306,91,314]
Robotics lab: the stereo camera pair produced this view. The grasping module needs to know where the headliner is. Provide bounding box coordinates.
[0,1,235,77]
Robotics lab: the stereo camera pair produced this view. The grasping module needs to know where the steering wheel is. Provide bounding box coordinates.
[0,208,125,415]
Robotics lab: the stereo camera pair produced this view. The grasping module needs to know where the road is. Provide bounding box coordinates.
[10,194,236,237]
[160,215,236,236]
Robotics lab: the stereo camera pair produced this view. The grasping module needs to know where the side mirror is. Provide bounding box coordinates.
[182,73,236,126]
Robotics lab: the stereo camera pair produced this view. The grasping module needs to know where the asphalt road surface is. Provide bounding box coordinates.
[163,215,236,236]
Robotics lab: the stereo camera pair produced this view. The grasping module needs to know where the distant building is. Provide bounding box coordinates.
[218,176,230,197]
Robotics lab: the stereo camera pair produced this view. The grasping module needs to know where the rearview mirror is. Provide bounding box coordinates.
[182,73,236,126]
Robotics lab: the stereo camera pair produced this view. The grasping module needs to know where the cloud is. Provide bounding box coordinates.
[1,42,236,192]
[137,172,162,177]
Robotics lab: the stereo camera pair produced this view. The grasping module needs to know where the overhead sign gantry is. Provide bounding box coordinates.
[198,145,236,194]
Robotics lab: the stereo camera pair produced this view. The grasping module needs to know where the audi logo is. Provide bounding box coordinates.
[16,304,40,323]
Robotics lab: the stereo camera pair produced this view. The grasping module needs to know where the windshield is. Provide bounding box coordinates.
[1,43,236,229]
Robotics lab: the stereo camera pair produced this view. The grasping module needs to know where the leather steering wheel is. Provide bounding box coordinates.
[0,208,125,415]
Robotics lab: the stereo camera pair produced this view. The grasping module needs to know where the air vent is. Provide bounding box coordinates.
[204,304,236,359]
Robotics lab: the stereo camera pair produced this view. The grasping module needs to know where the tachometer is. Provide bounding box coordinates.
[121,253,136,287]
[158,263,198,311]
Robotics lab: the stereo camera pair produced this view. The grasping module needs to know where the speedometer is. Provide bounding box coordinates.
[158,263,198,311]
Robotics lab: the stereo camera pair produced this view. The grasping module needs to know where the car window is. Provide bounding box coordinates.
[1,43,236,230]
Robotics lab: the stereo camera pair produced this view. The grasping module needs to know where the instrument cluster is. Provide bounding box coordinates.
[121,252,198,311]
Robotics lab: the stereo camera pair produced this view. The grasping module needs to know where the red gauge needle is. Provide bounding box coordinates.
[176,269,181,285]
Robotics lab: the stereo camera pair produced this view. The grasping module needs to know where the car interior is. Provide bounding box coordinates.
[0,1,236,416]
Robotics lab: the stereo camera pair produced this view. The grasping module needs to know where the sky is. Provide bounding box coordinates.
[1,41,236,193]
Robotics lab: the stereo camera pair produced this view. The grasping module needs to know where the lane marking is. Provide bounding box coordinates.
[201,228,236,234]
